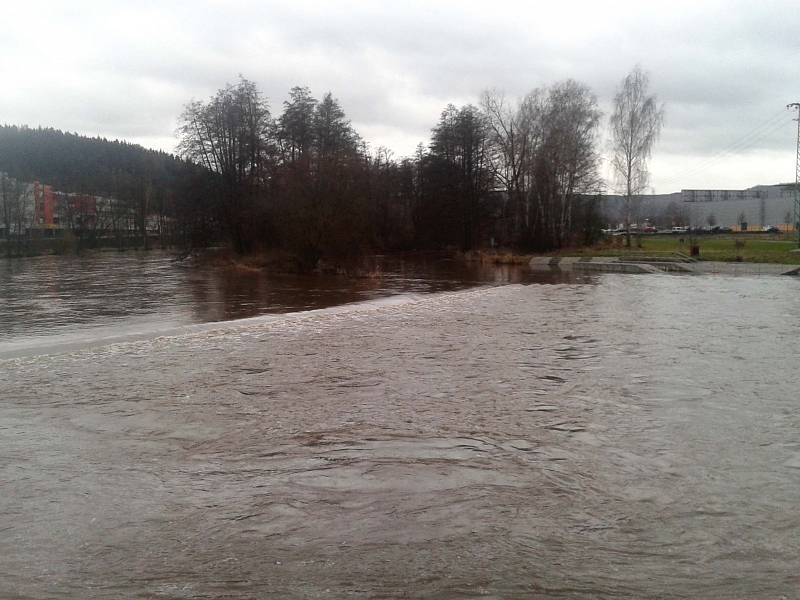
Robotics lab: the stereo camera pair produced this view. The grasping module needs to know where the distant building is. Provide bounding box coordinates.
[598,191,683,228]
[598,184,797,230]
[29,182,105,236]
[32,182,57,231]
[54,191,99,231]
[681,185,796,230]
[1,177,157,240]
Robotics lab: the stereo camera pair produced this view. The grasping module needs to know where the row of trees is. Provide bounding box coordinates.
[178,83,379,259]
[1,67,663,261]
[481,80,604,249]
[174,75,642,260]
[176,68,662,259]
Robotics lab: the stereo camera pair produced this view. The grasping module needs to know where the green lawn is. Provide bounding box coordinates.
[559,234,800,264]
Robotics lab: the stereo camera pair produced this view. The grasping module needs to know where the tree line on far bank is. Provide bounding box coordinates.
[176,77,608,263]
[0,67,662,263]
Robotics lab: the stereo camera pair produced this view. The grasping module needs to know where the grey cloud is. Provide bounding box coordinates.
[2,0,800,189]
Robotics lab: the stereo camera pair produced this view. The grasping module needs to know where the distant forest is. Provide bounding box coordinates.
[0,76,606,263]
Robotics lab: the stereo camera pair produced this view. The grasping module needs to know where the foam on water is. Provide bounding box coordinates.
[0,291,433,360]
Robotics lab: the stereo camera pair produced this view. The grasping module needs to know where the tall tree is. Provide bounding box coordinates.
[311,92,369,258]
[277,86,317,167]
[275,90,370,263]
[482,90,534,244]
[525,81,603,249]
[314,92,358,165]
[482,81,603,250]
[610,66,664,247]
[427,104,492,250]
[177,76,273,252]
[274,87,318,254]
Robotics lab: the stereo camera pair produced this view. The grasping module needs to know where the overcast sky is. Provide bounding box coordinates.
[3,0,799,192]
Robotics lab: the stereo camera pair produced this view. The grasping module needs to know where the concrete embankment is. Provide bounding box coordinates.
[530,256,800,276]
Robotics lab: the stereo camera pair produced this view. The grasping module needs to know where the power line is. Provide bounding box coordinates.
[659,116,792,190]
[657,108,792,190]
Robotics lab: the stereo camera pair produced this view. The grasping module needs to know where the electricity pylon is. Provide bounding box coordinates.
[788,103,800,246]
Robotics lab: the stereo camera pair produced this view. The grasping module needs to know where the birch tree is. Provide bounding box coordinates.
[610,66,664,247]
[527,80,602,248]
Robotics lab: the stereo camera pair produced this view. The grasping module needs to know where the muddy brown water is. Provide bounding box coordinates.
[1,253,799,598]
[0,252,572,358]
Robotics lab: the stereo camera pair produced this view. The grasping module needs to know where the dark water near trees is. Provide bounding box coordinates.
[1,253,799,598]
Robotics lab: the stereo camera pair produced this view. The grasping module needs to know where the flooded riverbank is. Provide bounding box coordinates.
[2,273,799,598]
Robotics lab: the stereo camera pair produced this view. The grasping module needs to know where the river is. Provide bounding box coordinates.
[0,251,569,359]
[1,252,799,598]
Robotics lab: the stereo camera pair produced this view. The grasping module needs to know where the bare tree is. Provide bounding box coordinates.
[610,66,664,247]
[481,90,534,243]
[177,76,273,252]
[1,173,33,256]
[0,172,13,242]
[524,81,603,249]
[480,82,604,250]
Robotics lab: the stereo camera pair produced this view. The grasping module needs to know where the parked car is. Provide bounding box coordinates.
[763,225,779,233]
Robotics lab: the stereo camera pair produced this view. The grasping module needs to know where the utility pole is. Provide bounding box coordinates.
[788,103,800,246]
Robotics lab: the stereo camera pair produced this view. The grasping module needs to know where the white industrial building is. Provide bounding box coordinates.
[599,184,797,230]
[681,185,795,230]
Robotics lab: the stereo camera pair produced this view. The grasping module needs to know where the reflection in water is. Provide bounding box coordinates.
[0,251,585,356]
[2,257,799,598]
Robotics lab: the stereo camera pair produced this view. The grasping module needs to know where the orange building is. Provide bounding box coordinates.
[32,182,57,229]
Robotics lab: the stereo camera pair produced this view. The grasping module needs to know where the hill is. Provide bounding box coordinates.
[0,124,201,199]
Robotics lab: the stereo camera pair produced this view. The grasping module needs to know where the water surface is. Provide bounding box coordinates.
[0,251,574,357]
[1,258,799,598]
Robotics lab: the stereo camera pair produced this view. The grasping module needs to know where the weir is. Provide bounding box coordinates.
[530,255,800,276]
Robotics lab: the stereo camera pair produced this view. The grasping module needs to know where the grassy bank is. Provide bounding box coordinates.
[460,233,800,265]
[555,233,800,264]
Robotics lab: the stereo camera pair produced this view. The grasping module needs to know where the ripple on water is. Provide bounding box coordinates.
[2,276,800,597]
